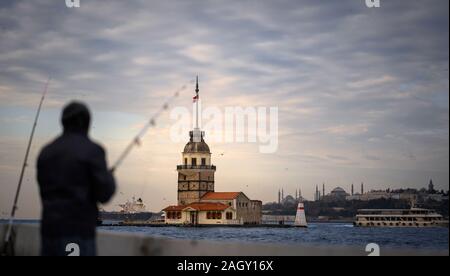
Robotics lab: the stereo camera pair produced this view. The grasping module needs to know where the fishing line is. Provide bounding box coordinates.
[110,79,193,173]
[106,80,192,214]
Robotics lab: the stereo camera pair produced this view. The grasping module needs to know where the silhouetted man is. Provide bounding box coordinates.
[37,102,116,256]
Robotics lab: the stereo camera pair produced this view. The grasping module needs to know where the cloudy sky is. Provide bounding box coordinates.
[0,0,448,218]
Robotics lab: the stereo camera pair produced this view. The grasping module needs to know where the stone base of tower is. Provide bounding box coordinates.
[177,166,216,206]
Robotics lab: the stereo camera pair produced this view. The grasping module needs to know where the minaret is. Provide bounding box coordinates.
[278,189,281,204]
[282,189,284,201]
[361,182,364,195]
[177,77,215,205]
[428,179,434,193]
[322,183,325,199]
[315,185,319,201]
[351,183,354,195]
[295,189,298,200]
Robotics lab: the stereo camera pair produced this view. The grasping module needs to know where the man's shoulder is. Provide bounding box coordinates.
[88,140,106,156]
[39,136,63,156]
[40,135,105,156]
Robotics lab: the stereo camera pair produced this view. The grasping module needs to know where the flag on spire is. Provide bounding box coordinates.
[193,75,199,102]
[192,76,200,103]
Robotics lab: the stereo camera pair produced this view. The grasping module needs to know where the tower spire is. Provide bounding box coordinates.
[195,75,199,130]
[196,75,199,94]
[191,75,203,142]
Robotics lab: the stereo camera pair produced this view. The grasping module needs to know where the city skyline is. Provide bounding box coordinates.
[274,178,447,203]
[0,0,448,218]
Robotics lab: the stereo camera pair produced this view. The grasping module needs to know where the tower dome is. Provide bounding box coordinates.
[183,131,210,153]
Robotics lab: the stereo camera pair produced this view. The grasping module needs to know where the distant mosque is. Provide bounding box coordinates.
[162,78,262,225]
[315,182,364,202]
[277,188,305,205]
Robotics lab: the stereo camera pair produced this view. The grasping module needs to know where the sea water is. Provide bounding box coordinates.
[99,223,449,251]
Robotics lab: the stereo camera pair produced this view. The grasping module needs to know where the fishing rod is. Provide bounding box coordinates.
[110,80,192,172]
[2,77,51,256]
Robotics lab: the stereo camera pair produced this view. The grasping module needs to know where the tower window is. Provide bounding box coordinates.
[201,158,206,166]
[192,158,197,166]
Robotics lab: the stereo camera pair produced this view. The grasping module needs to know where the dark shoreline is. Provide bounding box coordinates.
[99,218,355,227]
[100,223,297,228]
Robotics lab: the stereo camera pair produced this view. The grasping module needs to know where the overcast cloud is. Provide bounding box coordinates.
[0,0,448,218]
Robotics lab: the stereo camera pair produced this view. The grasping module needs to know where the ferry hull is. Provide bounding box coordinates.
[354,221,449,228]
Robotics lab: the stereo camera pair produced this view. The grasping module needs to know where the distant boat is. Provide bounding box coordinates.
[99,197,156,224]
[118,197,147,214]
[354,208,449,228]
[294,203,308,228]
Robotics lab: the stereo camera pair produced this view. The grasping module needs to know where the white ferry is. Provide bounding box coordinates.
[354,208,449,228]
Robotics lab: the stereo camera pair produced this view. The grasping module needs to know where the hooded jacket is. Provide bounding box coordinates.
[37,102,116,238]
